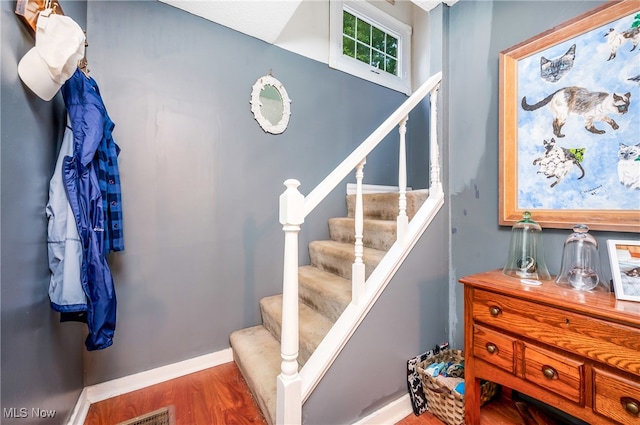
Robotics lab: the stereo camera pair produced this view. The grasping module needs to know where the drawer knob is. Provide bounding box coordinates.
[621,397,640,416]
[541,365,557,380]
[489,306,502,317]
[486,343,498,354]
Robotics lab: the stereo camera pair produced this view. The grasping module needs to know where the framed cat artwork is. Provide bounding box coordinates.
[607,240,640,302]
[499,0,640,232]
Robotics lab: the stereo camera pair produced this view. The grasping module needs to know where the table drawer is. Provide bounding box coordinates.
[522,342,584,404]
[473,289,640,376]
[473,325,515,374]
[594,368,640,425]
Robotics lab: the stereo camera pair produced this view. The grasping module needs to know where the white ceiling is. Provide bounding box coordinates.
[159,1,304,44]
[159,0,457,46]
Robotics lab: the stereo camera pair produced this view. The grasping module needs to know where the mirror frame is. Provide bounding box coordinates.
[250,74,291,134]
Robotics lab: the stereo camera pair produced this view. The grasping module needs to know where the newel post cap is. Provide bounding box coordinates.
[279,179,304,225]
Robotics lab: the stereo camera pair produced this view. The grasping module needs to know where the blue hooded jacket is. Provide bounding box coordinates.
[61,69,122,351]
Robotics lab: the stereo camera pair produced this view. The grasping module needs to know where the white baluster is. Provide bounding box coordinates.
[397,116,409,242]
[277,179,303,425]
[429,84,443,197]
[352,158,366,305]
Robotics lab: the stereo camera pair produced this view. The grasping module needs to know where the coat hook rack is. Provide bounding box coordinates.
[78,30,90,78]
[15,0,64,37]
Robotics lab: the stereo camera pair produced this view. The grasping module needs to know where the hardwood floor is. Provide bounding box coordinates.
[84,361,523,425]
[398,390,526,425]
[84,362,267,425]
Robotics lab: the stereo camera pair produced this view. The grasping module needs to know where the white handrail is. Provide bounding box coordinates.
[277,72,443,424]
[303,71,442,217]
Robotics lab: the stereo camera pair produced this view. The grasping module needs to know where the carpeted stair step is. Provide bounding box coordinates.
[230,325,282,425]
[298,265,351,322]
[346,188,429,220]
[309,240,386,281]
[260,294,334,367]
[328,217,397,251]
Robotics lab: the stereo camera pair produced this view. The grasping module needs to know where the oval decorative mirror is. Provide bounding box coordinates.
[250,74,291,134]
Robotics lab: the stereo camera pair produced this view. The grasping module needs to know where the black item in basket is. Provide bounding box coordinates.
[406,342,450,416]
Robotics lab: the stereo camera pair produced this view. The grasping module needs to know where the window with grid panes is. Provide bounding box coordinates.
[330,1,411,95]
[342,10,399,76]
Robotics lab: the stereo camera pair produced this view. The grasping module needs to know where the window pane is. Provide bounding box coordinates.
[372,27,385,52]
[343,35,355,58]
[356,18,370,44]
[356,42,370,64]
[343,11,355,38]
[372,50,385,70]
[386,35,398,58]
[385,57,397,76]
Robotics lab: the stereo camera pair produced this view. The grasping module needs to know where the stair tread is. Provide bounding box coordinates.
[328,217,397,251]
[260,294,334,366]
[309,240,387,260]
[230,325,281,425]
[346,189,429,220]
[329,217,397,224]
[308,240,386,280]
[298,265,351,322]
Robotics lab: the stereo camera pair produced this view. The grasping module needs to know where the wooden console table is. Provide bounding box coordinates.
[460,270,640,425]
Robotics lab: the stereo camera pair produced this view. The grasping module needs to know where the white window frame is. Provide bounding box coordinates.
[329,0,412,95]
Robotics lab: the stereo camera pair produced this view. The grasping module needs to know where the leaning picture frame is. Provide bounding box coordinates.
[607,239,640,302]
[499,0,640,232]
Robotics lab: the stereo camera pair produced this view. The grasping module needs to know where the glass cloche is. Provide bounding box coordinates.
[503,211,551,281]
[555,224,608,292]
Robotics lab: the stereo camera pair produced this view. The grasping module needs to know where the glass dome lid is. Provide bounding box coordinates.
[555,224,608,292]
[502,211,551,281]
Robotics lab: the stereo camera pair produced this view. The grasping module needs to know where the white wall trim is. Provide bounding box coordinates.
[67,388,91,425]
[346,183,412,195]
[329,0,413,95]
[66,348,233,425]
[351,394,414,424]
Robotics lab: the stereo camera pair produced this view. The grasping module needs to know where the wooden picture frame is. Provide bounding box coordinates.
[499,0,640,232]
[607,239,640,302]
[15,0,64,36]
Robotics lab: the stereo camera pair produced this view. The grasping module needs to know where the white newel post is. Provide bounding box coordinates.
[397,116,409,242]
[429,84,443,196]
[352,158,366,305]
[277,179,304,425]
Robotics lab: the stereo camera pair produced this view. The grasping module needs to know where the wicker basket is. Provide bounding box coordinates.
[416,349,498,425]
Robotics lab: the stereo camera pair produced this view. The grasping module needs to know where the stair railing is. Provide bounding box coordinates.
[277,71,442,424]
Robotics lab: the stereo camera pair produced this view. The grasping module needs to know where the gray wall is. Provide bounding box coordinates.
[81,0,428,388]
[4,1,636,424]
[2,0,440,421]
[448,0,637,350]
[1,2,87,424]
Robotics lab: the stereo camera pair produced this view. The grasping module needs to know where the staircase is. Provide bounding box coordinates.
[230,189,428,425]
[230,72,442,425]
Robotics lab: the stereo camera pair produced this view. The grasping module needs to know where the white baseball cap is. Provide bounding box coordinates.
[18,9,85,101]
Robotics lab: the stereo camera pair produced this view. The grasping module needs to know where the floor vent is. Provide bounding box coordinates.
[116,406,175,425]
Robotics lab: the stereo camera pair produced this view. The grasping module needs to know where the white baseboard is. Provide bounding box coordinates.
[351,394,414,424]
[66,349,414,425]
[67,348,233,425]
[67,388,91,425]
